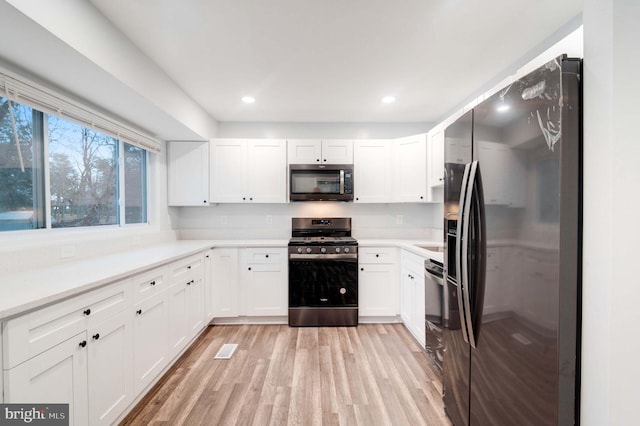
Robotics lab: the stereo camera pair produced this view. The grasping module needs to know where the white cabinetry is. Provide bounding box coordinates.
[288,139,353,164]
[400,250,426,348]
[204,250,214,321]
[2,279,133,426]
[358,247,398,319]
[210,139,287,203]
[393,134,428,202]
[167,254,205,359]
[167,141,209,206]
[353,140,393,203]
[212,248,240,318]
[241,248,288,317]
[132,291,168,395]
[428,128,445,187]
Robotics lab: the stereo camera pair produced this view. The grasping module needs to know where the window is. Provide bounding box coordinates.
[0,97,45,231]
[123,143,147,224]
[0,96,149,232]
[48,116,118,228]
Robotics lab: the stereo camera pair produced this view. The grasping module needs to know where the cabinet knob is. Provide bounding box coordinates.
[248,267,252,271]
[243,197,246,200]
[150,280,156,286]
[83,308,91,316]
[323,159,327,162]
[265,254,269,258]
[187,265,191,269]
[136,309,142,315]
[420,196,424,200]
[376,254,379,257]
[356,197,359,201]
[187,280,194,285]
[250,197,253,201]
[361,267,364,271]
[92,333,100,340]
[316,158,320,162]
[439,177,445,181]
[203,200,207,204]
[79,340,87,348]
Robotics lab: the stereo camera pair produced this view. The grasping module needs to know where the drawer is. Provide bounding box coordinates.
[3,279,131,369]
[359,247,397,264]
[169,253,204,284]
[132,265,169,303]
[243,248,286,265]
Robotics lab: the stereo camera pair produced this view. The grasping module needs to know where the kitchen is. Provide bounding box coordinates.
[0,0,637,425]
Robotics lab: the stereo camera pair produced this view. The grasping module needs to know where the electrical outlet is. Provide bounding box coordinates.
[60,245,76,259]
[266,215,273,225]
[396,215,403,225]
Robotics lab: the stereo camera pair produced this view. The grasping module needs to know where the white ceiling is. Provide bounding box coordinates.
[87,0,582,124]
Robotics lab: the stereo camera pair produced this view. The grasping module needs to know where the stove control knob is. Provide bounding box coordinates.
[297,247,303,254]
[344,247,350,253]
[320,247,327,254]
[340,288,347,295]
[335,247,341,253]
[306,247,312,254]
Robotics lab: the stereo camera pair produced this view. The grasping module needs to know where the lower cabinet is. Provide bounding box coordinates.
[132,291,169,395]
[241,248,287,317]
[400,250,426,348]
[87,314,134,426]
[212,248,240,318]
[358,247,399,318]
[3,332,90,426]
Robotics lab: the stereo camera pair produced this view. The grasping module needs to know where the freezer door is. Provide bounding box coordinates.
[468,56,581,426]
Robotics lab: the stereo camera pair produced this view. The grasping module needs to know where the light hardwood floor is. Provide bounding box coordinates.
[121,324,450,425]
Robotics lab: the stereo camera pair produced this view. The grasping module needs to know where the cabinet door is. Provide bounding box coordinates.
[400,271,414,325]
[321,140,353,164]
[394,134,428,202]
[87,314,134,426]
[204,250,214,321]
[167,283,188,358]
[247,140,287,203]
[168,141,209,206]
[4,332,89,426]
[210,139,247,203]
[212,248,239,318]
[354,140,393,203]
[243,248,287,316]
[133,293,169,395]
[428,129,445,187]
[186,276,205,338]
[359,263,398,317]
[287,139,322,164]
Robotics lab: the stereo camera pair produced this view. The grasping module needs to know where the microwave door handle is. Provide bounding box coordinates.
[340,169,345,194]
[456,162,472,344]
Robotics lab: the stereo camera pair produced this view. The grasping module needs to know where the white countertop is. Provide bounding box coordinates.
[0,238,441,321]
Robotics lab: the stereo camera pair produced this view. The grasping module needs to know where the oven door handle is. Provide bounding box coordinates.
[289,253,358,260]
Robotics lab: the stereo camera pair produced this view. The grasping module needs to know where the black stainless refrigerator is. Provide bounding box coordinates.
[442,55,582,426]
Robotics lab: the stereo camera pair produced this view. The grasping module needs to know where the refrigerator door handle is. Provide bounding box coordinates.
[456,162,473,344]
[460,161,477,347]
[461,160,487,349]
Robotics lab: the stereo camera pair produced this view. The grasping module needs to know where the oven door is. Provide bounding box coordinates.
[289,255,358,307]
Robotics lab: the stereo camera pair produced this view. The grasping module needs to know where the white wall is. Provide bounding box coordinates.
[582,0,640,424]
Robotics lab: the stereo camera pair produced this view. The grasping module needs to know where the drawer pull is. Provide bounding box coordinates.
[79,340,87,348]
[92,333,100,340]
[83,308,91,316]
[136,309,142,315]
[150,280,156,286]
[187,265,192,269]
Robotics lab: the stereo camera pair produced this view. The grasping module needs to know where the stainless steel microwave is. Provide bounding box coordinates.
[289,164,354,201]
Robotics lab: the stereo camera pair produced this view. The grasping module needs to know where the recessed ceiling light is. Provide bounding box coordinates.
[241,96,255,104]
[381,96,396,104]
[497,104,510,112]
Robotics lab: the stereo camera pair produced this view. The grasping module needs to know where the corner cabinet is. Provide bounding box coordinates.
[167,141,210,206]
[210,139,287,203]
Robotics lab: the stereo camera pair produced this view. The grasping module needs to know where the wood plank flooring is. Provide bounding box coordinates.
[121,324,450,426]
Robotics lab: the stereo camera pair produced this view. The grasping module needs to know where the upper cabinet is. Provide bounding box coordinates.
[353,140,393,203]
[167,141,209,206]
[288,139,353,164]
[210,139,287,203]
[393,133,428,202]
[428,128,445,188]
